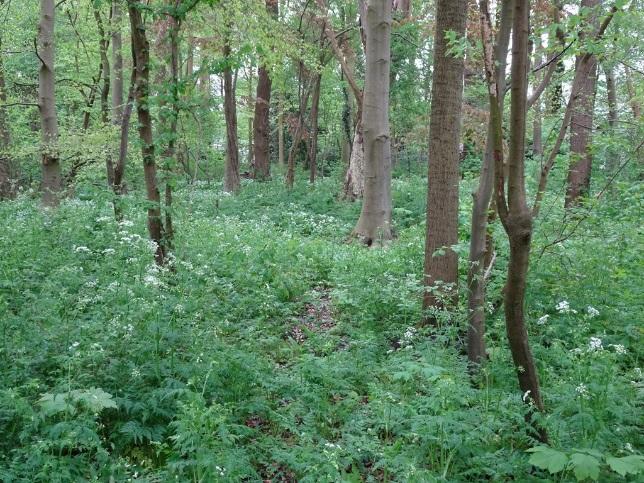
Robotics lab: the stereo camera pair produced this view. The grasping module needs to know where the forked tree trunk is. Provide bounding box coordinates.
[565,0,599,208]
[352,0,393,245]
[423,0,468,314]
[39,0,62,207]
[252,0,278,180]
[285,80,312,189]
[480,0,547,443]
[128,0,166,265]
[309,71,322,183]
[467,0,513,366]
[223,39,240,193]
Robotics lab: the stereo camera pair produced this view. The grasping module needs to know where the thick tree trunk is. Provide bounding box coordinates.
[467,0,513,366]
[252,65,272,180]
[223,40,240,193]
[565,0,599,208]
[39,0,62,207]
[352,0,393,245]
[252,0,277,180]
[309,71,322,183]
[112,0,124,124]
[423,0,468,313]
[128,0,166,265]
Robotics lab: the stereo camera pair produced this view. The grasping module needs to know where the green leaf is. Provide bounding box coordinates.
[570,453,600,481]
[527,446,569,474]
[606,455,644,477]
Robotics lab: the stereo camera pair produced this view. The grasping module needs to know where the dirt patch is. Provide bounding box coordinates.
[288,286,335,343]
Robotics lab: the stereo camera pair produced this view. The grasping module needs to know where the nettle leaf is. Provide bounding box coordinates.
[527,446,569,474]
[606,455,644,477]
[570,453,600,481]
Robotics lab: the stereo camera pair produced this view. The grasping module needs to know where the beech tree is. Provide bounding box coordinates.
[222,22,241,193]
[0,0,11,200]
[565,0,600,207]
[38,0,62,207]
[423,0,468,315]
[351,0,393,245]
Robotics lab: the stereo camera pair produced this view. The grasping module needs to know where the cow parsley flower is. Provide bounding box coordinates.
[74,246,91,253]
[609,344,626,355]
[537,314,549,325]
[586,306,600,318]
[588,337,603,352]
[576,383,589,398]
[556,300,570,313]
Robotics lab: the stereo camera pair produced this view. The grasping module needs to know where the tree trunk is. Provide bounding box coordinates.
[252,0,277,180]
[223,39,240,193]
[285,80,312,189]
[532,43,543,158]
[112,0,124,124]
[343,120,365,199]
[624,65,641,119]
[277,95,285,167]
[0,34,12,199]
[93,4,113,186]
[565,0,599,208]
[467,0,513,366]
[604,64,617,129]
[113,71,135,219]
[128,0,166,265]
[547,1,566,113]
[252,64,272,179]
[352,0,393,245]
[309,71,322,183]
[39,0,62,207]
[423,0,468,313]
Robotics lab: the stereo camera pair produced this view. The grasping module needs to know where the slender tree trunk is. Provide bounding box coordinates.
[186,34,194,80]
[547,1,566,113]
[565,0,599,208]
[0,34,12,199]
[423,0,468,314]
[39,0,62,207]
[467,0,513,366]
[82,62,102,131]
[128,0,166,265]
[93,5,113,186]
[352,0,393,245]
[223,39,240,193]
[624,65,640,119]
[112,0,124,124]
[277,95,285,167]
[113,71,135,219]
[604,64,617,129]
[532,44,543,158]
[309,71,322,183]
[285,80,312,189]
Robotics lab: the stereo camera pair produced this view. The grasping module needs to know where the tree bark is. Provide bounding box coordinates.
[112,0,124,124]
[39,0,62,207]
[565,0,600,208]
[113,71,135,219]
[481,0,547,442]
[604,64,617,129]
[252,0,278,180]
[277,95,285,167]
[309,71,322,184]
[547,1,566,113]
[128,0,166,264]
[93,4,114,186]
[223,39,240,193]
[624,65,641,119]
[0,33,12,199]
[467,0,513,366]
[285,77,312,189]
[423,0,468,314]
[352,0,393,245]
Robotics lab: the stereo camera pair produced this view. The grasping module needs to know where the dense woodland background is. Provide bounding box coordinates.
[0,0,643,481]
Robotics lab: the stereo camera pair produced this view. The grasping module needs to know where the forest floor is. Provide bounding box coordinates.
[0,172,642,481]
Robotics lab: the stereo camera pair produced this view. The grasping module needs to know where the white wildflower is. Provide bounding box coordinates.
[536,314,550,325]
[131,368,141,378]
[74,246,91,253]
[69,341,80,351]
[118,219,134,228]
[173,304,185,314]
[588,337,603,352]
[102,248,116,255]
[522,390,532,402]
[143,274,160,287]
[609,344,626,355]
[586,306,600,318]
[625,443,633,452]
[576,383,589,398]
